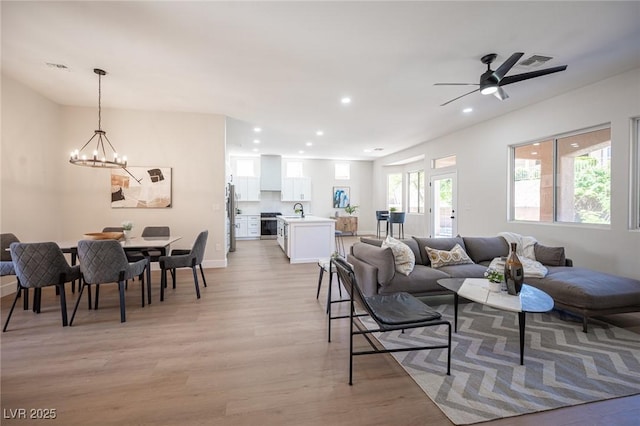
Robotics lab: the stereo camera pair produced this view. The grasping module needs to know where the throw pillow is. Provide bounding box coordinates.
[382,235,415,276]
[534,243,566,266]
[425,243,474,268]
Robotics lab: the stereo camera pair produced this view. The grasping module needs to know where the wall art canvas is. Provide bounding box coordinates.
[111,167,172,208]
[333,186,350,208]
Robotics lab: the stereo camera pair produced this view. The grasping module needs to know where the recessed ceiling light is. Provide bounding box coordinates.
[298,150,304,154]
[252,148,259,152]
[531,151,538,155]
[462,107,473,113]
[341,97,351,104]
[305,141,313,147]
[363,149,372,153]
[253,139,260,144]
[316,130,324,136]
[253,127,262,133]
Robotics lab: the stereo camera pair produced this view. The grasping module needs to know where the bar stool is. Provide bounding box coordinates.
[389,212,406,239]
[335,230,346,257]
[316,259,342,311]
[376,210,389,238]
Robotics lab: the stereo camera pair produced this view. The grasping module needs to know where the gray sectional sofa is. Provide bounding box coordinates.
[347,235,640,332]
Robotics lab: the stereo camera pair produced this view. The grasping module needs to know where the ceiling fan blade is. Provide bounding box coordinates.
[500,65,568,86]
[494,86,509,101]
[493,52,524,81]
[440,88,480,106]
[434,83,479,86]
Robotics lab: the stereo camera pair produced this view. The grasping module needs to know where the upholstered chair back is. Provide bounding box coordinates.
[10,242,80,288]
[141,226,170,237]
[192,230,209,264]
[78,240,130,284]
[1,233,20,262]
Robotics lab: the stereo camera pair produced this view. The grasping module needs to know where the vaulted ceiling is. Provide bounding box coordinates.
[2,1,639,160]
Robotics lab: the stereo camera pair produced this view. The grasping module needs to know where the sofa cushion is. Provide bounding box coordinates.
[463,236,509,264]
[425,244,474,268]
[526,267,640,310]
[413,236,466,266]
[437,263,489,278]
[351,242,395,286]
[381,236,415,276]
[534,243,566,266]
[361,237,423,265]
[378,265,451,296]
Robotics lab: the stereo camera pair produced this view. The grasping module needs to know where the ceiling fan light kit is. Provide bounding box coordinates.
[435,52,567,106]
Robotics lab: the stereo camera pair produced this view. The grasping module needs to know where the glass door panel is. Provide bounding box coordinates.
[430,173,457,238]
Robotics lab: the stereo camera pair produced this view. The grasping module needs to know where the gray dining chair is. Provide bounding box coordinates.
[71,239,149,324]
[126,226,171,264]
[3,242,81,331]
[102,226,124,232]
[159,230,208,301]
[1,234,22,306]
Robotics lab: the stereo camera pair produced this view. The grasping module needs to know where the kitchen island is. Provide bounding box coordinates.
[276,215,336,263]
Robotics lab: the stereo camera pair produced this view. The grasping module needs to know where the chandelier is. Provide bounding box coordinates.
[69,68,127,168]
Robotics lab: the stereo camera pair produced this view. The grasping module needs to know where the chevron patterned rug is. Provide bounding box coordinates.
[362,302,640,425]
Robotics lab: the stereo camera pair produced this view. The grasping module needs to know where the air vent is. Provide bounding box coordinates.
[518,54,553,68]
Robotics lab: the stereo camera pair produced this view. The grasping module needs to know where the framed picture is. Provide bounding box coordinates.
[333,186,350,208]
[111,167,172,208]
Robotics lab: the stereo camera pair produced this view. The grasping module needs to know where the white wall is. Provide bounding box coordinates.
[1,75,228,295]
[373,68,640,280]
[1,75,64,294]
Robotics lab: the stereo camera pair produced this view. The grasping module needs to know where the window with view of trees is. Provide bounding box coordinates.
[387,173,403,211]
[408,170,424,213]
[512,126,611,224]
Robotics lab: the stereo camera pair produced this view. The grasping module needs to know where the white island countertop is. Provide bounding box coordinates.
[277,215,335,224]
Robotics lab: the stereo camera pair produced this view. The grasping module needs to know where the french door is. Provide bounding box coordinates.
[430,172,457,238]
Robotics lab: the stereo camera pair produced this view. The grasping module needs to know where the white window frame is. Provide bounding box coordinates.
[407,169,425,214]
[335,163,350,180]
[286,161,304,178]
[631,117,640,229]
[510,124,611,225]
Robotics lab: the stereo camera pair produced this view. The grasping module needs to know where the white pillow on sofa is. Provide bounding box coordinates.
[382,235,415,276]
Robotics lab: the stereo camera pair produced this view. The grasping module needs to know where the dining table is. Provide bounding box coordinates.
[56,235,182,301]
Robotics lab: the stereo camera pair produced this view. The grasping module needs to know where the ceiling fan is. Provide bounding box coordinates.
[435,52,567,106]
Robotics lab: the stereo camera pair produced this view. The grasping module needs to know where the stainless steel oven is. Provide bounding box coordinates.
[260,212,281,240]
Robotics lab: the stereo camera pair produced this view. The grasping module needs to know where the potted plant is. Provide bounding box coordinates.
[389,207,398,212]
[344,205,358,215]
[121,220,134,240]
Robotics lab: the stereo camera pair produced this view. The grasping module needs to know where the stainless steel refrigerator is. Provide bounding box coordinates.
[227,183,237,252]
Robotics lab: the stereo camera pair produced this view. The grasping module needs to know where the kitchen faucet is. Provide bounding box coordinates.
[293,202,305,218]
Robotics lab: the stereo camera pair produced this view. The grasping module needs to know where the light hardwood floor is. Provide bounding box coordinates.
[1,238,638,425]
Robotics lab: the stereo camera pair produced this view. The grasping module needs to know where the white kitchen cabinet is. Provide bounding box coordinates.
[236,215,260,239]
[281,177,311,201]
[277,218,285,250]
[235,215,248,238]
[277,216,334,263]
[247,215,260,238]
[235,176,260,201]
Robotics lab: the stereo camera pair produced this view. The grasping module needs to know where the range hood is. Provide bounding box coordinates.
[260,155,281,191]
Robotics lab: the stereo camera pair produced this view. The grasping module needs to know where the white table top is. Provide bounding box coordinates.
[55,236,182,251]
[437,277,554,314]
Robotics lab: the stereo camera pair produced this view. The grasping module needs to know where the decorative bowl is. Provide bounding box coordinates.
[83,232,124,241]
